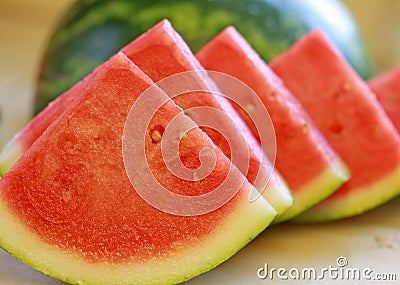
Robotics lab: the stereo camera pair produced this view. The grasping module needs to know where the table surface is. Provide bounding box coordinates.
[0,1,399,284]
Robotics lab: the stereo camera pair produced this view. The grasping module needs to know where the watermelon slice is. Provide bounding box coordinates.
[0,20,292,216]
[120,20,293,215]
[270,30,400,222]
[196,27,349,222]
[368,67,400,132]
[0,52,277,284]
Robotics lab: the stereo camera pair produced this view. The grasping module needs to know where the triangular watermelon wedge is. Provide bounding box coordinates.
[0,20,293,216]
[271,30,400,222]
[196,27,349,222]
[0,52,277,284]
[368,67,400,132]
[121,19,293,216]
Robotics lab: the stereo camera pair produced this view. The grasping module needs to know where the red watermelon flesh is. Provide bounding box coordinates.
[368,67,400,132]
[196,27,349,222]
[271,30,400,222]
[0,52,277,285]
[121,19,293,215]
[0,20,292,216]
[0,78,93,176]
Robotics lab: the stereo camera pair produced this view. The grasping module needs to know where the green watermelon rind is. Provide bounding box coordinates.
[35,0,375,114]
[295,164,400,223]
[0,138,24,177]
[274,157,350,223]
[0,182,277,285]
[261,174,293,218]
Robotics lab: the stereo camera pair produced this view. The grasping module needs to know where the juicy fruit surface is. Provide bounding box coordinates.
[0,53,276,284]
[196,27,349,221]
[368,67,400,132]
[271,30,400,221]
[35,0,374,114]
[0,20,292,215]
[0,77,90,176]
[121,20,293,214]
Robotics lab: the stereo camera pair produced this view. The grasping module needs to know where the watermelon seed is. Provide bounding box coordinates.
[343,82,352,92]
[372,124,381,133]
[245,104,255,113]
[151,131,162,143]
[179,131,188,140]
[150,125,164,144]
[193,172,200,182]
[302,123,310,134]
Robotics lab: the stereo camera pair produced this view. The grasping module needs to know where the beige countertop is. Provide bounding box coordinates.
[0,1,399,284]
[344,0,400,71]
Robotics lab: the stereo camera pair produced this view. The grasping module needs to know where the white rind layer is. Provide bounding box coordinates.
[0,188,276,285]
[0,135,23,176]
[274,157,349,223]
[295,164,400,222]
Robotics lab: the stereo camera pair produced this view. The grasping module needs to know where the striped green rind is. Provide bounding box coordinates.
[36,0,374,114]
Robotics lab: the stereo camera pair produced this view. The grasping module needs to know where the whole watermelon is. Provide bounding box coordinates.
[35,0,375,114]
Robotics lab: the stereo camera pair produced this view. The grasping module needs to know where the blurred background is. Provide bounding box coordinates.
[0,1,399,284]
[0,0,399,147]
[344,0,400,71]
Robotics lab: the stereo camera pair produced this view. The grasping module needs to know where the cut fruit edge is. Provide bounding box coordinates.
[294,163,400,223]
[0,140,23,177]
[0,186,276,285]
[262,171,293,218]
[368,67,400,133]
[274,157,350,223]
[0,73,90,177]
